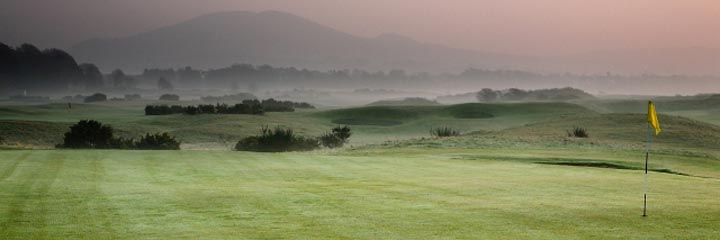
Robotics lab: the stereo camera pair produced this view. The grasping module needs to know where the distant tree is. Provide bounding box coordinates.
[84,93,107,103]
[61,120,115,149]
[0,43,87,91]
[388,69,407,78]
[110,69,126,88]
[78,63,104,89]
[176,66,202,85]
[502,88,529,101]
[142,68,176,83]
[110,69,137,89]
[476,88,499,102]
[157,77,174,91]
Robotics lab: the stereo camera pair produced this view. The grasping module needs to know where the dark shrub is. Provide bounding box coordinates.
[84,93,107,103]
[135,132,181,150]
[159,94,180,101]
[318,133,342,148]
[431,127,460,137]
[60,120,181,150]
[145,105,186,115]
[62,120,114,148]
[184,106,199,115]
[235,136,261,151]
[319,126,352,148]
[568,127,589,138]
[235,126,320,152]
[197,104,216,114]
[332,126,352,141]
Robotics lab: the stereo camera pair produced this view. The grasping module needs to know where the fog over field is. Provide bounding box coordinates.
[2,0,720,99]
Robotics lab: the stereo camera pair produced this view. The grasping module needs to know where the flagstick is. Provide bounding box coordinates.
[643,122,650,217]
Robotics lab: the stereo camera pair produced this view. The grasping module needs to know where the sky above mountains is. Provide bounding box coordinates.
[1,0,718,56]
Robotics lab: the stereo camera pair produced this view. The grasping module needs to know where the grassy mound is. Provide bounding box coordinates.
[318,102,593,125]
[443,102,592,118]
[316,106,422,126]
[367,97,439,106]
[374,112,720,154]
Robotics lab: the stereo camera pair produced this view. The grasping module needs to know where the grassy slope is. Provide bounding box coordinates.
[578,95,720,125]
[0,149,718,239]
[367,97,440,106]
[1,102,720,238]
[314,102,594,143]
[0,102,595,148]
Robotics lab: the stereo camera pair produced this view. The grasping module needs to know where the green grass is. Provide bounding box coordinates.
[1,100,720,238]
[0,149,718,239]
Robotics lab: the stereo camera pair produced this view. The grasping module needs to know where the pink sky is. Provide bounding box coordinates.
[2,0,719,56]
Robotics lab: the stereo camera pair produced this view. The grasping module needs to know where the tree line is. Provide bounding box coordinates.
[0,42,103,92]
[145,99,314,115]
[476,87,594,102]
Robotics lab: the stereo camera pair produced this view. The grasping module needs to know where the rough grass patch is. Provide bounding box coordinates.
[452,111,494,119]
[332,118,402,126]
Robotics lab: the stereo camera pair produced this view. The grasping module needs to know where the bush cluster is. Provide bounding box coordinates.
[235,126,320,152]
[431,127,460,137]
[59,120,180,150]
[144,99,313,116]
[236,126,352,152]
[135,133,181,150]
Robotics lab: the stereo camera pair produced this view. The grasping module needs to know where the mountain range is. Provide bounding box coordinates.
[70,11,720,75]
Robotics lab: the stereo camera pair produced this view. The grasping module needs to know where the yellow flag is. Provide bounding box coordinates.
[648,101,661,135]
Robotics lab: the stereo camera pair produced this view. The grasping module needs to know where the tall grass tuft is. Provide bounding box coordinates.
[430,127,460,137]
[567,127,589,138]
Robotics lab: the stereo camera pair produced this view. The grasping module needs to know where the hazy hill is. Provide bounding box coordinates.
[70,11,519,73]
